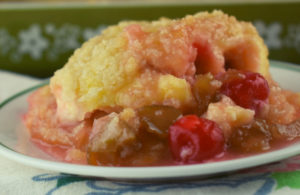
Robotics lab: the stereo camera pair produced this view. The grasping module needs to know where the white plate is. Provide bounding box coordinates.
[1,60,300,180]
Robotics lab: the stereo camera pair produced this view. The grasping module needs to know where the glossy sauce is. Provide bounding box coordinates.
[25,71,300,167]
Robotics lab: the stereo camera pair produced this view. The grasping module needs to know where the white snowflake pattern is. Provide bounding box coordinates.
[18,24,49,60]
[285,24,300,53]
[45,23,81,60]
[83,25,107,41]
[45,23,55,34]
[0,28,16,56]
[254,20,282,49]
[3,21,300,65]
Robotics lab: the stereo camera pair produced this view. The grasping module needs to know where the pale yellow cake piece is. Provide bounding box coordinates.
[50,10,269,123]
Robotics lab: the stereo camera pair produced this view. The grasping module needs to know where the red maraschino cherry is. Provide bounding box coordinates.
[169,115,225,163]
[220,70,269,114]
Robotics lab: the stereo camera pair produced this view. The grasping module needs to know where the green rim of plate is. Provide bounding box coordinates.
[0,81,48,152]
[270,60,300,73]
[0,81,48,109]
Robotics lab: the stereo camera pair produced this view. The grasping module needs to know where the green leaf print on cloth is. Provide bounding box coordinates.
[272,171,300,189]
[56,175,87,189]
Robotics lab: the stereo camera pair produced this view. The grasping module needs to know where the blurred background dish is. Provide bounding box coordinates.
[0,0,300,77]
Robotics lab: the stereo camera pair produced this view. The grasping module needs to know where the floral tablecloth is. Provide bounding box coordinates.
[1,70,300,195]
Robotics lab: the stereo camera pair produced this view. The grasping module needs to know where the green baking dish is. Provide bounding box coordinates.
[0,1,300,77]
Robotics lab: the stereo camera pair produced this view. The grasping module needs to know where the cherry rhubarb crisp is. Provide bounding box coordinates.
[24,11,300,166]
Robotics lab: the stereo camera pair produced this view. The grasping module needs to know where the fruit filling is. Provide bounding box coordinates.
[24,69,300,166]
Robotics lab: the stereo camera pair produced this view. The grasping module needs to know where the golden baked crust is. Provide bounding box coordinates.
[50,10,269,123]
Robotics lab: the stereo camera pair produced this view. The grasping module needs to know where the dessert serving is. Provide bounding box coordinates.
[24,11,300,166]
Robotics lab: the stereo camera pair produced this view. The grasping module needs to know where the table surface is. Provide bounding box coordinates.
[1,70,300,195]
